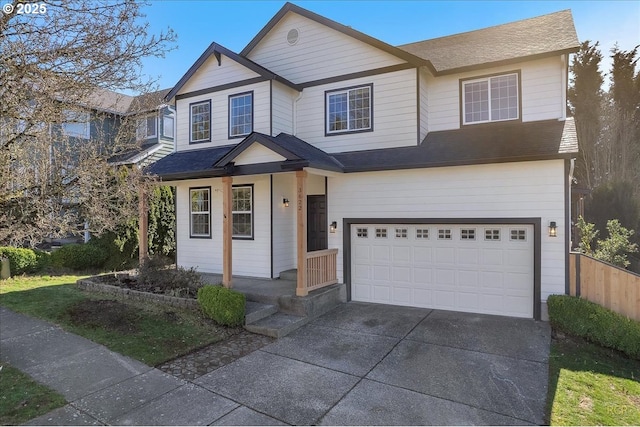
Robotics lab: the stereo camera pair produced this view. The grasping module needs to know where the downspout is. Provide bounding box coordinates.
[292,91,303,136]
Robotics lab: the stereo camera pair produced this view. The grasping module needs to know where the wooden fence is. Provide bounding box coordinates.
[569,252,640,321]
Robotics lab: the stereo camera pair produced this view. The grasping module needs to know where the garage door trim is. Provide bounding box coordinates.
[343,217,542,320]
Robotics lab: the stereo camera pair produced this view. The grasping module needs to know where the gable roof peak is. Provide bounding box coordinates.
[240,1,432,70]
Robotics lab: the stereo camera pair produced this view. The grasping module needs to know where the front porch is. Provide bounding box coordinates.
[200,271,346,338]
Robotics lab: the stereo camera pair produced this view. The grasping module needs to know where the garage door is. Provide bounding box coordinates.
[351,223,534,318]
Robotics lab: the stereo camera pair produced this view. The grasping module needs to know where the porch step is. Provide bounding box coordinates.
[279,269,297,281]
[245,301,278,324]
[244,312,310,338]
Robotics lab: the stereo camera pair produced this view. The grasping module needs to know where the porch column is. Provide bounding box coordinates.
[296,170,308,296]
[222,176,233,288]
[138,186,148,264]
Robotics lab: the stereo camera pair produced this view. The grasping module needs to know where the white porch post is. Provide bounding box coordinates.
[222,176,233,288]
[296,170,308,296]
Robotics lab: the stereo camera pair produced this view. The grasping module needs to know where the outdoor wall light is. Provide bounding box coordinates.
[330,221,337,233]
[283,198,289,207]
[549,221,557,237]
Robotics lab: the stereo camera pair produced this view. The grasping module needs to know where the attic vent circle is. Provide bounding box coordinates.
[286,28,299,45]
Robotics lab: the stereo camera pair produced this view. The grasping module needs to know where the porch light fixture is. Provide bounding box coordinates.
[549,221,557,237]
[330,221,337,233]
[283,198,289,207]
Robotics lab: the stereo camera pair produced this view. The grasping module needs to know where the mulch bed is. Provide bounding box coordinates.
[97,273,198,299]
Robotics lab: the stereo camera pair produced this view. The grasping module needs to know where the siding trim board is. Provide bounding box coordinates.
[564,158,571,295]
[299,64,415,89]
[342,217,542,320]
[176,77,267,101]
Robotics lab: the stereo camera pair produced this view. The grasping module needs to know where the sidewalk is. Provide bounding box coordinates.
[0,307,282,426]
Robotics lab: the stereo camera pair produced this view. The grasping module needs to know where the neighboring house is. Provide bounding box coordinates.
[148,2,579,320]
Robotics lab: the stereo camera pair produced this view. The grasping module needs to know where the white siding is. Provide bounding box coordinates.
[272,81,296,136]
[175,81,270,151]
[419,68,429,142]
[426,56,564,132]
[247,12,405,83]
[234,143,286,165]
[272,173,297,277]
[327,160,567,302]
[174,176,272,277]
[178,53,260,96]
[296,68,418,152]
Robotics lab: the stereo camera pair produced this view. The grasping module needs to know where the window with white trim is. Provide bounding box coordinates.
[62,110,90,139]
[356,228,368,238]
[190,100,211,143]
[137,115,157,140]
[485,229,501,241]
[190,188,210,237]
[395,228,407,238]
[510,229,527,241]
[461,229,476,240]
[438,229,452,240]
[232,186,253,238]
[326,84,372,134]
[375,228,387,238]
[229,92,253,137]
[162,115,174,139]
[462,73,519,124]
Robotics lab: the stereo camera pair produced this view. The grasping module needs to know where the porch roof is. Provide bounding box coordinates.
[146,118,577,180]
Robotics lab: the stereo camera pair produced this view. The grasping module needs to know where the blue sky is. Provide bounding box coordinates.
[140,1,640,91]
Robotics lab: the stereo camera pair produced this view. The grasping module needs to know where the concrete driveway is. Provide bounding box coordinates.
[196,302,551,425]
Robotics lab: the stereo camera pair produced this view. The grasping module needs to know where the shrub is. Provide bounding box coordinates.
[0,247,38,275]
[547,294,640,359]
[138,256,202,296]
[33,249,51,271]
[50,244,109,270]
[197,285,246,327]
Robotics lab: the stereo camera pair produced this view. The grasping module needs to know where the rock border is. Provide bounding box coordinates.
[77,274,199,310]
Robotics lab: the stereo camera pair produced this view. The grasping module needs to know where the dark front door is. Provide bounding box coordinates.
[307,195,327,252]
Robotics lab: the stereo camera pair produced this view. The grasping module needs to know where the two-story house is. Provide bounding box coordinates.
[148,3,579,320]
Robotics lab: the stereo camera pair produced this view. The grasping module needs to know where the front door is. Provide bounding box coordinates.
[307,195,327,252]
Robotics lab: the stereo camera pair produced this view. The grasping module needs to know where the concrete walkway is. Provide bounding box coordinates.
[0,303,550,425]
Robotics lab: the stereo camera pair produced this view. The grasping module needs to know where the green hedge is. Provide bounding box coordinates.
[197,285,246,327]
[547,294,640,359]
[0,247,38,275]
[50,244,109,270]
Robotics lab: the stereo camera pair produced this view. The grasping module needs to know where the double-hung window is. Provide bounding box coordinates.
[190,100,211,143]
[232,185,253,239]
[62,110,90,139]
[190,188,211,238]
[326,84,372,135]
[229,92,253,138]
[462,72,519,125]
[137,115,157,140]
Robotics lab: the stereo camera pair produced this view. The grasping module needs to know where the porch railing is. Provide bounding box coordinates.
[306,248,338,292]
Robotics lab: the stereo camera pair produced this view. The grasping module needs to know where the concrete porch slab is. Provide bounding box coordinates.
[195,350,359,425]
[366,339,548,424]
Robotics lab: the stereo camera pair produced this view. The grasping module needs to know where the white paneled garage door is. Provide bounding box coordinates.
[351,223,534,318]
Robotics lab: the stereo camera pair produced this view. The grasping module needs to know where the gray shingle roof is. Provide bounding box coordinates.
[399,10,579,74]
[333,118,578,172]
[146,119,577,180]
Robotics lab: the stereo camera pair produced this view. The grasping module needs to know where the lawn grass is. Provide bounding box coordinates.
[0,274,232,366]
[0,363,66,425]
[547,334,640,425]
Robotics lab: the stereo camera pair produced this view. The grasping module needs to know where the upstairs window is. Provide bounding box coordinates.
[229,92,253,138]
[326,84,372,135]
[162,115,174,139]
[62,110,90,139]
[462,72,519,125]
[137,115,157,140]
[190,100,211,143]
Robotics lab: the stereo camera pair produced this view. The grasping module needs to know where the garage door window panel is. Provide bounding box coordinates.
[485,229,501,241]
